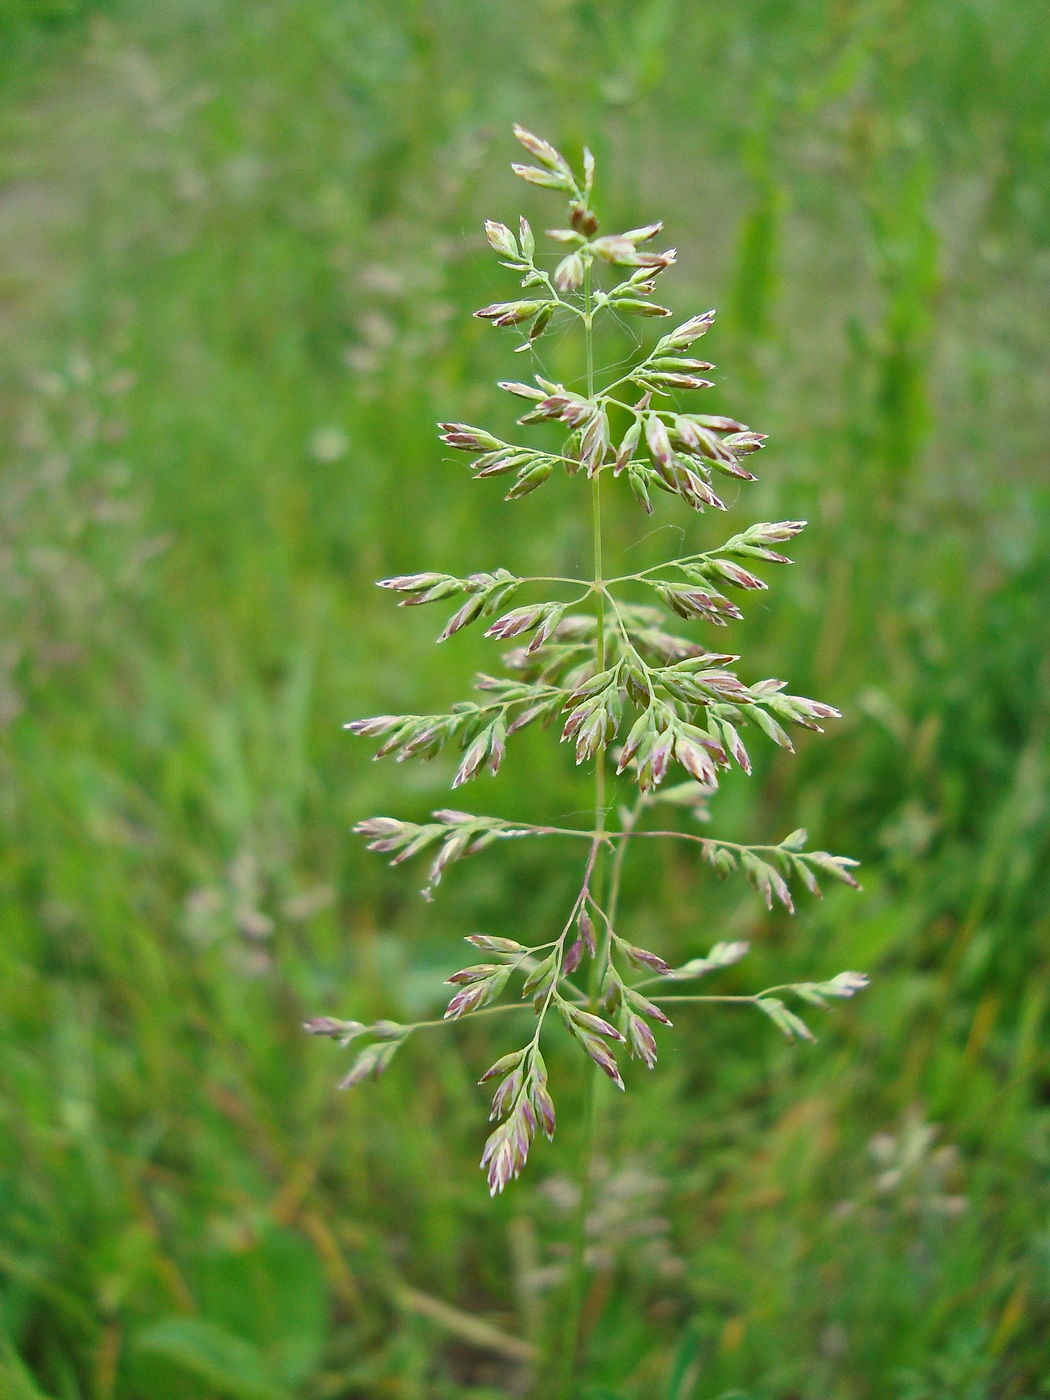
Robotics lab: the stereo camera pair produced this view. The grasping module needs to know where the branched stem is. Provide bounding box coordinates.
[487,822,610,842]
[404,1003,531,1033]
[652,988,794,1005]
[517,574,595,587]
[531,842,602,1045]
[553,255,607,1400]
[607,793,646,933]
[631,830,794,855]
[331,124,865,1397]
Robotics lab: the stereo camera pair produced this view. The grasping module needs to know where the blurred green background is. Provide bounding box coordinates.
[1,1,1049,1396]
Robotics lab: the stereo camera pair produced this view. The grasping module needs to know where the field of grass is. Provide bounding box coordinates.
[0,1,1048,1397]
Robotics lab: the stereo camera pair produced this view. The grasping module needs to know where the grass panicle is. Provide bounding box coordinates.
[321,126,867,1386]
[3,5,1049,1396]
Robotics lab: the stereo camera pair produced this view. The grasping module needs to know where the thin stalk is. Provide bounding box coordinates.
[631,830,793,856]
[556,1046,599,1382]
[584,256,605,873]
[554,257,604,1399]
[517,574,595,586]
[653,983,807,1006]
[473,822,611,842]
[401,1003,531,1034]
[606,793,646,933]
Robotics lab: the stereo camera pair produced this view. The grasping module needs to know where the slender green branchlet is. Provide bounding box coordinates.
[311,127,866,1212]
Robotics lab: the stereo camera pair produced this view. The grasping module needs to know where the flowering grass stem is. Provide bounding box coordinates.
[552,255,608,1398]
[322,122,865,1388]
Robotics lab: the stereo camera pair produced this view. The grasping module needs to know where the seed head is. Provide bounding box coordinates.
[320,120,866,1200]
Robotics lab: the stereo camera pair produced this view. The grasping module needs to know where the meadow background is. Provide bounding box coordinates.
[1,1,1048,1397]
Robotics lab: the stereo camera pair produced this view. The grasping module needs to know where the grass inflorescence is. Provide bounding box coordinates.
[0,3,1048,1397]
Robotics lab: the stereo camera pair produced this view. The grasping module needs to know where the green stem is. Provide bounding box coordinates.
[586,260,606,883]
[558,1043,599,1376]
[631,830,794,856]
[653,983,804,1006]
[606,793,646,933]
[516,574,595,586]
[553,256,604,1400]
[649,994,757,1005]
[401,1003,530,1034]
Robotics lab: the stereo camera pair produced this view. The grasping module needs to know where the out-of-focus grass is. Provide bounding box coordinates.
[0,1,1048,1397]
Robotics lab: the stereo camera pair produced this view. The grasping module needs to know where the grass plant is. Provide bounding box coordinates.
[0,2,1048,1397]
[318,125,867,1391]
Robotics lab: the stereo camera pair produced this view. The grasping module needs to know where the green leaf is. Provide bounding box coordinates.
[666,1318,704,1400]
[0,1339,57,1400]
[135,1318,289,1400]
[195,1225,328,1385]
